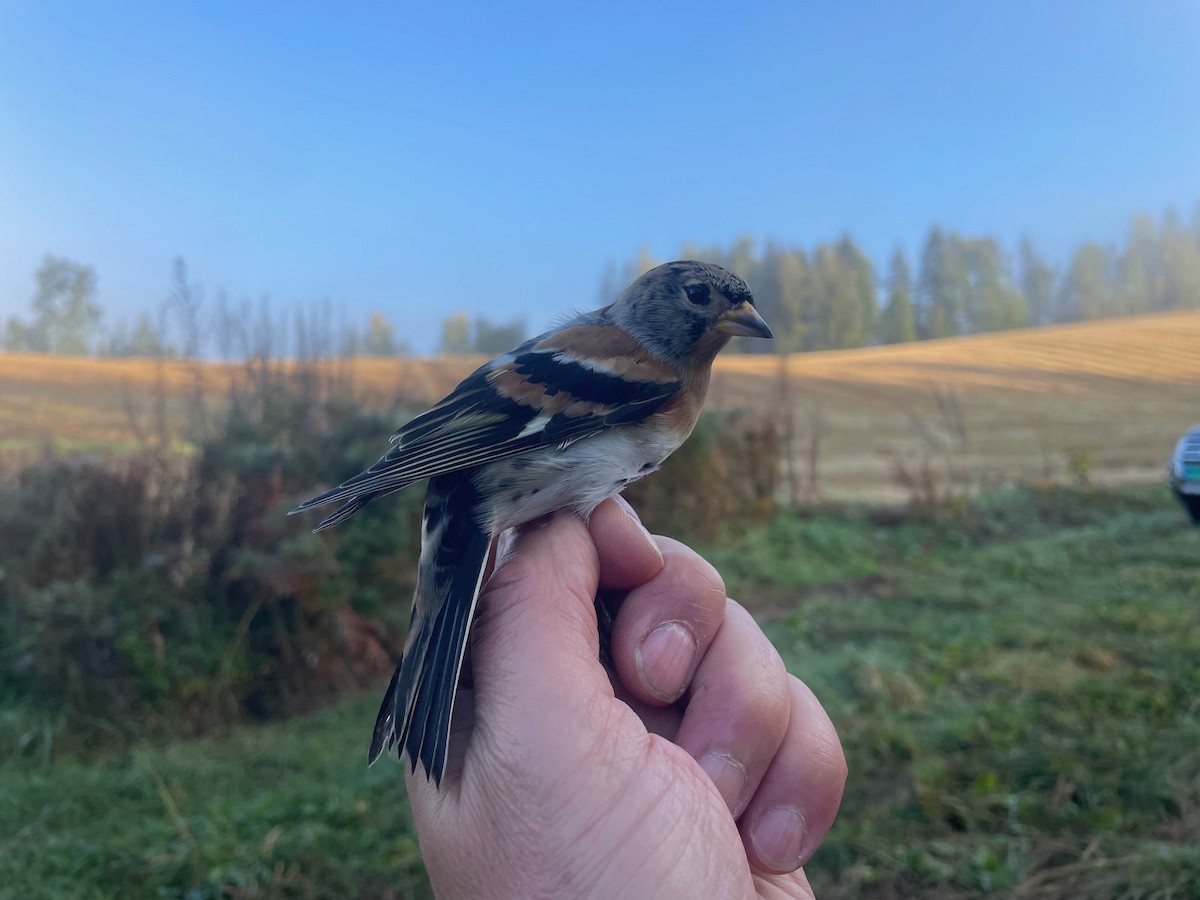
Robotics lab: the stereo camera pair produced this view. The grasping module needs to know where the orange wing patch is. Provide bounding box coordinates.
[488,322,680,420]
[534,324,677,384]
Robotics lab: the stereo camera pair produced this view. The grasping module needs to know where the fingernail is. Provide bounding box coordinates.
[751,806,807,871]
[699,751,748,815]
[635,621,696,702]
[614,495,663,567]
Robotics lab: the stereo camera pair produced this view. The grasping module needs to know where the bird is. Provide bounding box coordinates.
[290,260,773,785]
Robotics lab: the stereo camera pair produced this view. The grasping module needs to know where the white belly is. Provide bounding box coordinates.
[474,425,682,531]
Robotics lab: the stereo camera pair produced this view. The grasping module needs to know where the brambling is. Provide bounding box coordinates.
[291,260,773,785]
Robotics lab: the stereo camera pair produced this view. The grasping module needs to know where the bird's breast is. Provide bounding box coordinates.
[474,421,684,531]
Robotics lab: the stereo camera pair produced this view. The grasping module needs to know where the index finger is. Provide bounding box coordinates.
[589,496,665,591]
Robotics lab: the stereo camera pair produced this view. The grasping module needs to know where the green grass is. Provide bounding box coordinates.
[2,485,1197,898]
[0,695,426,899]
[717,486,1200,898]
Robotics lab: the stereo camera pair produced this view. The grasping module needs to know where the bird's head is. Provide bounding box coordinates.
[606,260,773,366]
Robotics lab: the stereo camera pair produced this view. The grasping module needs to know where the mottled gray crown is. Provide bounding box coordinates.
[605,260,757,365]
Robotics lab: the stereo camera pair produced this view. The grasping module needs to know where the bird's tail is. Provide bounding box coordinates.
[368,473,490,785]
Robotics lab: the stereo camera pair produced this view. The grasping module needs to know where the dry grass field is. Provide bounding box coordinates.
[2,308,1198,501]
[714,308,1200,500]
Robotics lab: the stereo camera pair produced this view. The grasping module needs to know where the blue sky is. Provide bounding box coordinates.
[2,0,1198,351]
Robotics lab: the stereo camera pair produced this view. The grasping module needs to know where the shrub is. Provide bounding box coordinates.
[0,379,422,758]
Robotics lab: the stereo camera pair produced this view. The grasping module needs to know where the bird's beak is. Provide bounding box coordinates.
[716,302,774,339]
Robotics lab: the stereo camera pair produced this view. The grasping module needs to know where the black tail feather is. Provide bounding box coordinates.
[368,658,405,762]
[366,472,491,785]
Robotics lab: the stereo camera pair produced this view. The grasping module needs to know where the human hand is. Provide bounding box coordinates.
[403,497,846,899]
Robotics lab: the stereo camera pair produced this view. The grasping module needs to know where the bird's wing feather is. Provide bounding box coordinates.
[290,322,680,520]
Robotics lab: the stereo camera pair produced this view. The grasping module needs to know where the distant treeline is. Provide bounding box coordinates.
[4,205,1199,358]
[601,206,1200,352]
[0,257,528,361]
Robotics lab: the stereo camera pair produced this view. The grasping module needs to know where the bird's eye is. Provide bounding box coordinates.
[684,284,711,306]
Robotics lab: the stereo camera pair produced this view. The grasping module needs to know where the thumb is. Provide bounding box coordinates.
[468,512,612,739]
